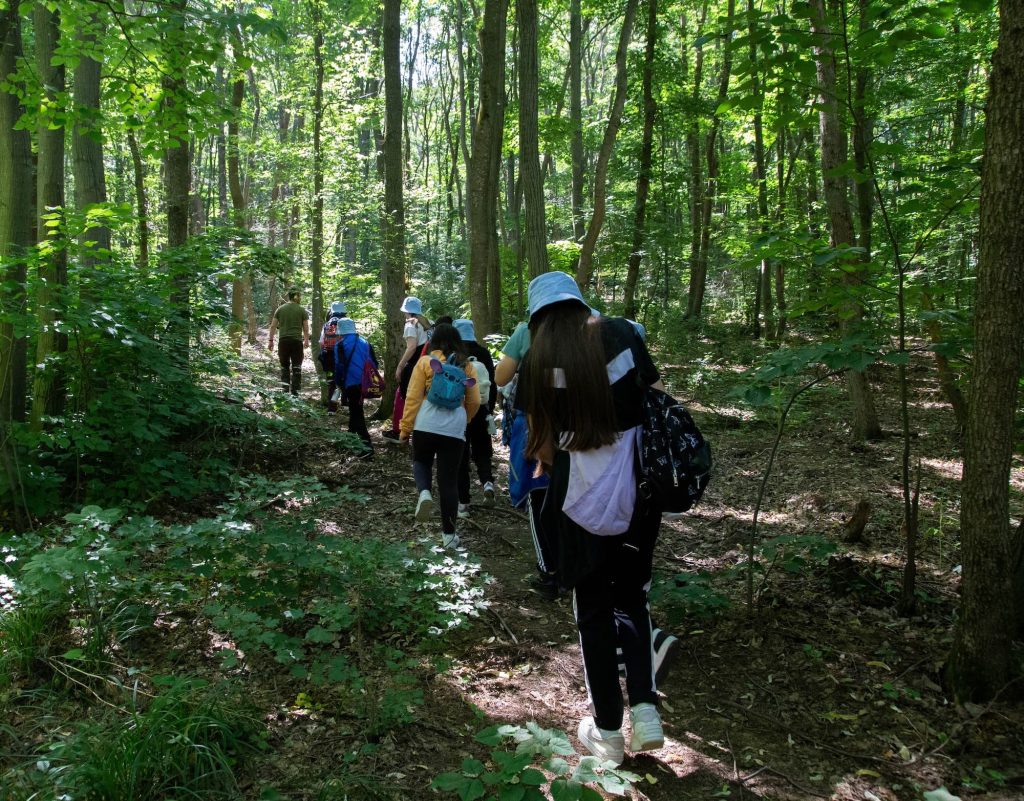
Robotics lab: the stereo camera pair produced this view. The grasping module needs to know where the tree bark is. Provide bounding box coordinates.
[569,0,586,246]
[945,0,1024,702]
[380,0,408,419]
[467,0,508,333]
[163,0,191,345]
[228,33,247,355]
[30,3,67,426]
[810,0,881,441]
[310,2,327,400]
[518,0,546,283]
[575,0,640,292]
[126,131,149,273]
[0,0,31,430]
[623,0,658,320]
[687,0,735,320]
[685,2,709,318]
[748,0,772,338]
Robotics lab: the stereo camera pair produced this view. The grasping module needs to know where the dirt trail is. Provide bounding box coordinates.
[252,343,1023,801]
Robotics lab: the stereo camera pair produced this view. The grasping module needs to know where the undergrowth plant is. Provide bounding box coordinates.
[432,723,639,801]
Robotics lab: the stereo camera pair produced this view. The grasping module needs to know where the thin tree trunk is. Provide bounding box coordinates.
[380,0,408,419]
[569,0,586,246]
[946,0,1024,701]
[310,2,327,401]
[518,0,547,281]
[810,0,881,441]
[126,131,149,272]
[685,1,709,315]
[30,3,67,426]
[228,35,247,355]
[575,0,640,291]
[623,0,658,320]
[688,0,735,320]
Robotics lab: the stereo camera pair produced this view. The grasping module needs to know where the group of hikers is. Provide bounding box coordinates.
[267,272,682,766]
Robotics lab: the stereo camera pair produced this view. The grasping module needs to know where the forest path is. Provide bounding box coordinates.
[244,341,1024,801]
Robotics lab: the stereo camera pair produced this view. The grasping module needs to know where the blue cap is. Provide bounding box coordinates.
[527,271,589,320]
[336,318,357,336]
[400,296,422,315]
[453,319,477,342]
[330,300,346,314]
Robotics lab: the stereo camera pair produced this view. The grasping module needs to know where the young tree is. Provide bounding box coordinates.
[575,0,639,291]
[945,0,1024,702]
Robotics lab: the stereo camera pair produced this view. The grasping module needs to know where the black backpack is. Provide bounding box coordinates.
[636,387,712,513]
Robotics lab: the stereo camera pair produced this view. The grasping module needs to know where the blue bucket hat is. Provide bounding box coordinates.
[336,318,357,336]
[330,300,346,315]
[453,319,477,343]
[400,296,423,315]
[527,271,591,320]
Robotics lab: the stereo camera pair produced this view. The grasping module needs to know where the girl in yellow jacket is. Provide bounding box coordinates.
[400,323,480,549]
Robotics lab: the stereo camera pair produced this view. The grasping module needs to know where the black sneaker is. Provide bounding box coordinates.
[528,573,561,601]
[381,429,401,443]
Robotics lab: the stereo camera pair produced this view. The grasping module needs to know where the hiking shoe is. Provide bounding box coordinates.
[528,573,561,601]
[381,429,401,443]
[482,481,495,506]
[653,632,680,686]
[629,703,664,753]
[441,532,461,549]
[458,503,470,519]
[577,717,624,766]
[415,490,434,522]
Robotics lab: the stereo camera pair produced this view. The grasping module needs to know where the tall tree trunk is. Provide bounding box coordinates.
[0,0,31,528]
[310,2,327,401]
[569,0,586,246]
[687,0,735,320]
[518,0,547,281]
[380,0,407,419]
[466,0,507,333]
[71,8,109,406]
[163,0,192,341]
[575,0,640,291]
[685,2,709,317]
[810,0,881,441]
[946,0,1024,701]
[748,0,772,338]
[623,0,658,320]
[228,36,247,355]
[30,3,67,426]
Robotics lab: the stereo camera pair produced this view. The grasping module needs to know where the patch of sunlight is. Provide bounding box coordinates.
[0,571,17,611]
[696,403,757,420]
[921,457,963,482]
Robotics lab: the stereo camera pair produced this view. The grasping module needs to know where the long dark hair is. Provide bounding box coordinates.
[426,322,466,360]
[523,301,618,456]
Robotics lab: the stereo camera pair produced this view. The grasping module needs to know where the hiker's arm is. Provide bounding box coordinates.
[395,336,417,382]
[494,355,517,387]
[267,317,278,351]
[400,359,426,439]
[464,363,481,422]
[302,318,310,350]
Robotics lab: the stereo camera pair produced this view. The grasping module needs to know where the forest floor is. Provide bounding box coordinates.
[230,331,1023,801]
[4,331,1023,801]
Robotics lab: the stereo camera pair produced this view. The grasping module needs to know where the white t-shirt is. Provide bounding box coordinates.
[403,319,429,346]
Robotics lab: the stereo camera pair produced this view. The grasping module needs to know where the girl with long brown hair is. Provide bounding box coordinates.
[521,271,665,766]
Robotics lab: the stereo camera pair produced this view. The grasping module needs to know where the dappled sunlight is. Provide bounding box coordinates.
[920,457,963,483]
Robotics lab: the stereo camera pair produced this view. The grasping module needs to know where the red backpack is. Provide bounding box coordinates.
[321,316,343,354]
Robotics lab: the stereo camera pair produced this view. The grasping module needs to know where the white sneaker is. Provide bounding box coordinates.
[482,481,495,506]
[415,490,434,522]
[577,717,624,766]
[458,503,470,519]
[629,703,664,752]
[653,632,680,685]
[441,532,461,549]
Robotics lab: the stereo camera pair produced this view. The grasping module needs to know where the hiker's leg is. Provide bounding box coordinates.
[411,430,438,492]
[345,385,372,449]
[435,435,463,535]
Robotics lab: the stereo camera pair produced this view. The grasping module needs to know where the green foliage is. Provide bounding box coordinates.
[756,533,838,575]
[651,571,731,625]
[433,723,639,801]
[0,602,66,688]
[42,678,262,801]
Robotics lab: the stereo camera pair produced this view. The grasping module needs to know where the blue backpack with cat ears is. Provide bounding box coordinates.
[426,355,476,409]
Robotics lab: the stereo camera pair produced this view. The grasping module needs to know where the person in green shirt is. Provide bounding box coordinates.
[268,289,311,395]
